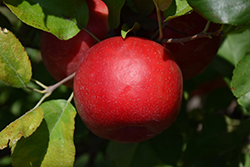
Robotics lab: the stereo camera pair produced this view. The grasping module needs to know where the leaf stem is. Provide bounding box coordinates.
[25,86,46,94]
[32,93,50,109]
[30,72,76,109]
[82,27,101,42]
[67,92,74,103]
[153,0,163,42]
[202,21,211,33]
[32,79,48,89]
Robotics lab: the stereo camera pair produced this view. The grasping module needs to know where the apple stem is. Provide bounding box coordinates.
[30,73,76,109]
[153,0,163,42]
[82,27,101,42]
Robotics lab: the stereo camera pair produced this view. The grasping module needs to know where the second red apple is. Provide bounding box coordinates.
[162,12,221,80]
[40,0,109,87]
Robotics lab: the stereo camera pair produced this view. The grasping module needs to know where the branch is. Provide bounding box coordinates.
[161,30,223,44]
[46,72,76,94]
[31,72,76,110]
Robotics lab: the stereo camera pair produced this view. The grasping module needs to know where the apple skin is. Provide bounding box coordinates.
[40,0,109,88]
[161,12,221,80]
[73,36,183,143]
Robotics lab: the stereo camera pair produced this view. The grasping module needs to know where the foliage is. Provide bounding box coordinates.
[0,0,250,166]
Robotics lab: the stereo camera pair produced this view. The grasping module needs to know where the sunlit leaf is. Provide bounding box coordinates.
[0,107,44,150]
[164,0,193,21]
[103,0,125,29]
[11,100,77,167]
[0,28,32,88]
[188,0,250,25]
[121,22,140,39]
[4,0,88,40]
[231,54,250,110]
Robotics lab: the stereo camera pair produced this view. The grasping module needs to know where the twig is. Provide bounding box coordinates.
[31,72,76,110]
[161,31,222,44]
[46,72,76,94]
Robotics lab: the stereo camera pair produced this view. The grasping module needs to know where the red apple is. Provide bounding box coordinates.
[73,36,183,143]
[161,12,221,80]
[40,0,109,88]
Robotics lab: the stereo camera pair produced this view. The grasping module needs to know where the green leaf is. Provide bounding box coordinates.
[0,107,44,150]
[4,0,88,40]
[223,24,250,35]
[185,113,242,163]
[231,54,250,110]
[186,132,241,162]
[0,12,12,31]
[103,0,126,29]
[204,87,234,112]
[11,100,77,167]
[130,141,158,167]
[106,141,138,167]
[244,154,250,167]
[154,0,173,11]
[106,141,158,167]
[201,114,227,135]
[218,29,250,66]
[236,118,250,138]
[127,0,155,16]
[0,28,32,88]
[164,0,193,21]
[187,0,250,25]
[121,22,140,38]
[150,127,184,165]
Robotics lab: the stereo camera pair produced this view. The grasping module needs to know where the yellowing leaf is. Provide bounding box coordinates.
[11,100,77,167]
[0,107,44,150]
[0,28,32,88]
